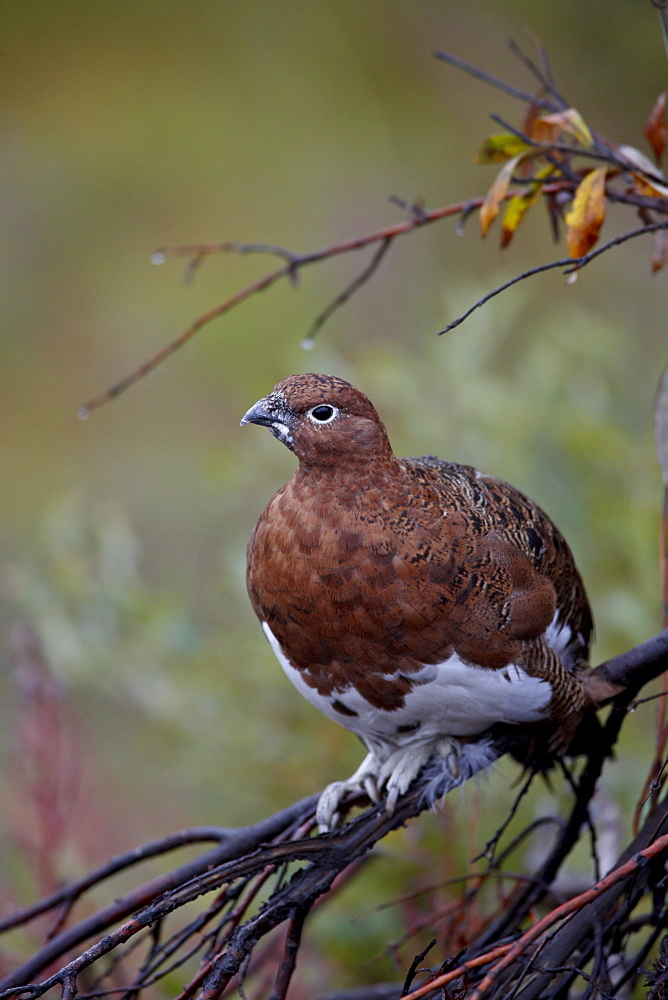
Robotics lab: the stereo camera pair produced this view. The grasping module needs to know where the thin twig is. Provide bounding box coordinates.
[438,221,668,334]
[78,196,485,416]
[433,50,559,112]
[0,827,233,935]
[302,236,393,347]
[471,770,535,867]
[401,939,437,996]
[268,907,307,1000]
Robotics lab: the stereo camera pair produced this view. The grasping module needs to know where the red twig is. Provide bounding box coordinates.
[469,831,668,1000]
[267,907,306,1000]
[1,631,666,1000]
[77,194,488,416]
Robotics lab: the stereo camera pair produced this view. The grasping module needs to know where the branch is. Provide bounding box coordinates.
[78,195,484,416]
[1,631,666,1000]
[0,794,320,992]
[0,827,233,935]
[432,49,559,113]
[76,44,668,415]
[438,220,668,334]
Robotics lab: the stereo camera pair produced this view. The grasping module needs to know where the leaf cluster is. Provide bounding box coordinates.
[477,92,668,270]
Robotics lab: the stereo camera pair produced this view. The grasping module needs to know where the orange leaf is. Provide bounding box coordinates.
[564,167,607,258]
[652,228,668,274]
[630,170,668,200]
[644,92,667,165]
[521,99,541,143]
[479,153,524,237]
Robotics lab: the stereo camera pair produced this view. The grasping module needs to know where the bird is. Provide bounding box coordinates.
[242,373,595,831]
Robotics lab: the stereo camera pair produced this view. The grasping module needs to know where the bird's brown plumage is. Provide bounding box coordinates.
[243,373,594,826]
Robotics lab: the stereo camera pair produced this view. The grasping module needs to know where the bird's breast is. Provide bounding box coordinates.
[246,486,487,706]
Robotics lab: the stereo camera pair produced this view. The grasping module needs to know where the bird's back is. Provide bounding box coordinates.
[400,455,593,667]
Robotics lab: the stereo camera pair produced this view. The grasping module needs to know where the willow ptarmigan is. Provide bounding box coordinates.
[242,373,594,830]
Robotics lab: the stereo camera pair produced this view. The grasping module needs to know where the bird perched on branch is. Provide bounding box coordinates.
[242,373,595,830]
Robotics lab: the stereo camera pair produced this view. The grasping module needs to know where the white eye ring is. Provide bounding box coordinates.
[306,404,339,424]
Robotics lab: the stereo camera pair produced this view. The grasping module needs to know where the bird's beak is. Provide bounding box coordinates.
[240,393,296,450]
[240,398,276,428]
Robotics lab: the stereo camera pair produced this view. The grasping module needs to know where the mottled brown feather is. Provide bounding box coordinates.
[245,374,593,749]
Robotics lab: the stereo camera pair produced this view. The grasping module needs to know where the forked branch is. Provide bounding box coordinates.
[80,42,668,415]
[0,630,666,1000]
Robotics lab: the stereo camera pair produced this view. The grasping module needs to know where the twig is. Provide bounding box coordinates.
[557,758,601,883]
[506,38,568,112]
[433,50,558,112]
[401,818,668,1000]
[438,221,668,334]
[268,907,307,1000]
[1,631,666,1000]
[0,795,320,992]
[0,827,233,934]
[301,236,392,348]
[401,943,514,1000]
[471,770,535,866]
[482,801,668,1000]
[78,196,485,416]
[401,938,437,996]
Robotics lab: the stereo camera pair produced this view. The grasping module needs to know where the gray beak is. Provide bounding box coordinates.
[240,394,296,451]
[240,398,276,429]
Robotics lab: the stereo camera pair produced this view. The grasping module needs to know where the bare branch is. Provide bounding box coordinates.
[438,221,668,335]
[0,827,233,935]
[433,49,558,112]
[78,196,484,416]
[302,237,393,348]
[0,631,665,1000]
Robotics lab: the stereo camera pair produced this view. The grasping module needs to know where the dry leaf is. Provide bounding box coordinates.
[564,167,607,258]
[652,228,668,274]
[521,99,541,143]
[619,144,662,175]
[630,171,668,200]
[644,92,667,165]
[479,153,525,237]
[532,107,593,147]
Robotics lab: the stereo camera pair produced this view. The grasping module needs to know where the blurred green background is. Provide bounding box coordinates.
[0,0,666,986]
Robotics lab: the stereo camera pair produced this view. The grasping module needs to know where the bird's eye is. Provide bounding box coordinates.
[307,404,338,423]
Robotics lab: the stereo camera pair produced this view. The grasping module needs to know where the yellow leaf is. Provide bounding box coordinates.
[500,166,554,248]
[533,108,593,148]
[479,153,525,236]
[500,192,535,248]
[476,134,530,164]
[564,167,607,257]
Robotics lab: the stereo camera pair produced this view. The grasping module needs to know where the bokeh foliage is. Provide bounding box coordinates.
[0,1,666,988]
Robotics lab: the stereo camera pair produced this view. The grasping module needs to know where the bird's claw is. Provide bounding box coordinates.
[435,738,462,780]
[316,753,382,832]
[316,740,465,830]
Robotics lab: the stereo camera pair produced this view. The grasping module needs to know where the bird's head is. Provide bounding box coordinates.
[240,373,393,469]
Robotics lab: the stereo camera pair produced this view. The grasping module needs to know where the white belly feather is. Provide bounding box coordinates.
[262,622,552,751]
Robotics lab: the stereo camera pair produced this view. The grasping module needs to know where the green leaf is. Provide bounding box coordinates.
[476,133,531,164]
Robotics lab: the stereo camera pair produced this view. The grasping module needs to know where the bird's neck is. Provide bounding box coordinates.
[293,451,400,492]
